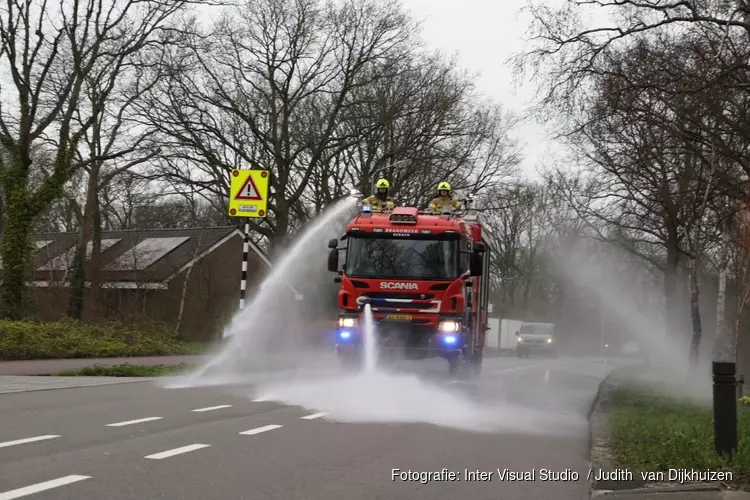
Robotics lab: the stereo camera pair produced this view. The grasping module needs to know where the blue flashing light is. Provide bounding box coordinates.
[361,204,372,213]
[339,331,352,340]
[443,334,458,345]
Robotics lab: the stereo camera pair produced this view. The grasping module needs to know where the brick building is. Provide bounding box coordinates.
[27,227,269,340]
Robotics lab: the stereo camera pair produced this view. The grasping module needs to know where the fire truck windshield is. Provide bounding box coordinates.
[344,236,458,279]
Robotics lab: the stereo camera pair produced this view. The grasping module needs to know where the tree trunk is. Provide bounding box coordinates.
[0,188,5,238]
[269,205,290,256]
[0,178,34,320]
[67,169,99,319]
[664,243,681,338]
[688,259,702,371]
[89,200,103,305]
[713,240,730,361]
[175,229,204,339]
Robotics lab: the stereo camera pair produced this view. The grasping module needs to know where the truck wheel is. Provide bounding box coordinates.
[448,356,459,375]
[470,348,483,376]
[339,352,361,371]
[448,356,469,379]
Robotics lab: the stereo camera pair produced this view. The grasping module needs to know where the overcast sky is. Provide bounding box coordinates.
[0,0,561,181]
[399,0,557,180]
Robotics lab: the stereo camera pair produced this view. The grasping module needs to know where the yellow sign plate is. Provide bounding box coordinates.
[386,314,412,321]
[228,169,270,218]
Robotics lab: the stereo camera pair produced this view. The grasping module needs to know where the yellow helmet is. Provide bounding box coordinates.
[376,178,390,189]
[437,181,451,192]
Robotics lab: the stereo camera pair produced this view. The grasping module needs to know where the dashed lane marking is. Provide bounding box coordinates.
[191,405,233,412]
[301,412,328,420]
[106,417,163,427]
[145,444,211,460]
[0,475,91,500]
[239,424,283,435]
[0,435,60,449]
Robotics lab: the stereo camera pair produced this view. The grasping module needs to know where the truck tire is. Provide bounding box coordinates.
[448,356,469,379]
[448,356,459,376]
[339,351,361,371]
[448,354,479,380]
[470,348,483,376]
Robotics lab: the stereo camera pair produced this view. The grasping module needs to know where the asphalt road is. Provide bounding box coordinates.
[0,355,630,500]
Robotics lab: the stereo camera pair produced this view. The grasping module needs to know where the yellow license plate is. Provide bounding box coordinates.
[386,314,412,321]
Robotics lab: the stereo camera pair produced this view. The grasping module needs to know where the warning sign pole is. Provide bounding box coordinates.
[239,218,251,310]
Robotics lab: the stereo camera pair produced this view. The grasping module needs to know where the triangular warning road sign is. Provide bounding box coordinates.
[235,174,263,201]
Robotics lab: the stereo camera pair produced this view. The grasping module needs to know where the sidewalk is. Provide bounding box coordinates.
[0,355,207,375]
[593,485,750,499]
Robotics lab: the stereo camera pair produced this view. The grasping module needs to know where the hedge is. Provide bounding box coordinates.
[0,319,204,360]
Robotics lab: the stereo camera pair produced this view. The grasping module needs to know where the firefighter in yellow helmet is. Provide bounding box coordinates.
[428,181,461,212]
[362,178,395,212]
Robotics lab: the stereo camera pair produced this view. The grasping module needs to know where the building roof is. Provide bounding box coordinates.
[29,226,263,286]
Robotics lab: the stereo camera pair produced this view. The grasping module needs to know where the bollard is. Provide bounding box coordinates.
[738,375,745,400]
[712,362,738,457]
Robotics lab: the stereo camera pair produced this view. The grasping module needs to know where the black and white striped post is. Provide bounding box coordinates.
[239,218,251,310]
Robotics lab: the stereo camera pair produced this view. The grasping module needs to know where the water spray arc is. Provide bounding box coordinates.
[362,303,378,374]
[183,196,359,382]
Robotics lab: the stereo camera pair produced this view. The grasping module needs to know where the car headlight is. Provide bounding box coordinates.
[438,320,460,332]
[338,317,357,328]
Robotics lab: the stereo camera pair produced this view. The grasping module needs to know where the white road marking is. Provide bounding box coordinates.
[191,405,233,412]
[0,435,59,449]
[0,475,91,500]
[301,412,328,420]
[144,444,210,460]
[106,417,163,427]
[239,424,283,435]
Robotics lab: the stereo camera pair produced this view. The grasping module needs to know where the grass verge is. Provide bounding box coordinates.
[609,387,750,488]
[0,319,209,360]
[56,363,196,377]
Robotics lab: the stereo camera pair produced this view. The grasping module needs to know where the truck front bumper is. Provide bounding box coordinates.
[334,325,463,357]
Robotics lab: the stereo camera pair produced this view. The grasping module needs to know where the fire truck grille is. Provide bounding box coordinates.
[363,292,435,300]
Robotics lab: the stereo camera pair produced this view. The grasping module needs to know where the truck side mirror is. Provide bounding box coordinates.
[327,248,339,273]
[515,331,519,336]
[470,250,483,277]
[328,238,338,249]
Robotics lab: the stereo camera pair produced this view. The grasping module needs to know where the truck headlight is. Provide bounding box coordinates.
[546,337,553,343]
[338,317,357,328]
[517,337,523,343]
[438,320,460,332]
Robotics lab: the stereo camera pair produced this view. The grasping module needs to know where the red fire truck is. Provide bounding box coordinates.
[326,203,491,377]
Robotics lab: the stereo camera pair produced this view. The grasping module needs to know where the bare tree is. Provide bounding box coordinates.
[66,50,172,319]
[518,27,741,365]
[137,0,418,252]
[0,0,200,319]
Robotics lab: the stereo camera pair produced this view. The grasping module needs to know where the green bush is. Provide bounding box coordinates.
[0,319,205,360]
[56,363,196,377]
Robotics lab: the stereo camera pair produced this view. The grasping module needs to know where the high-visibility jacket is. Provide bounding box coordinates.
[428,195,461,212]
[362,195,394,212]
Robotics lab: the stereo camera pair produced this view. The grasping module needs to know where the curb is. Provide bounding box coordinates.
[0,376,154,394]
[591,483,723,496]
[587,363,648,496]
